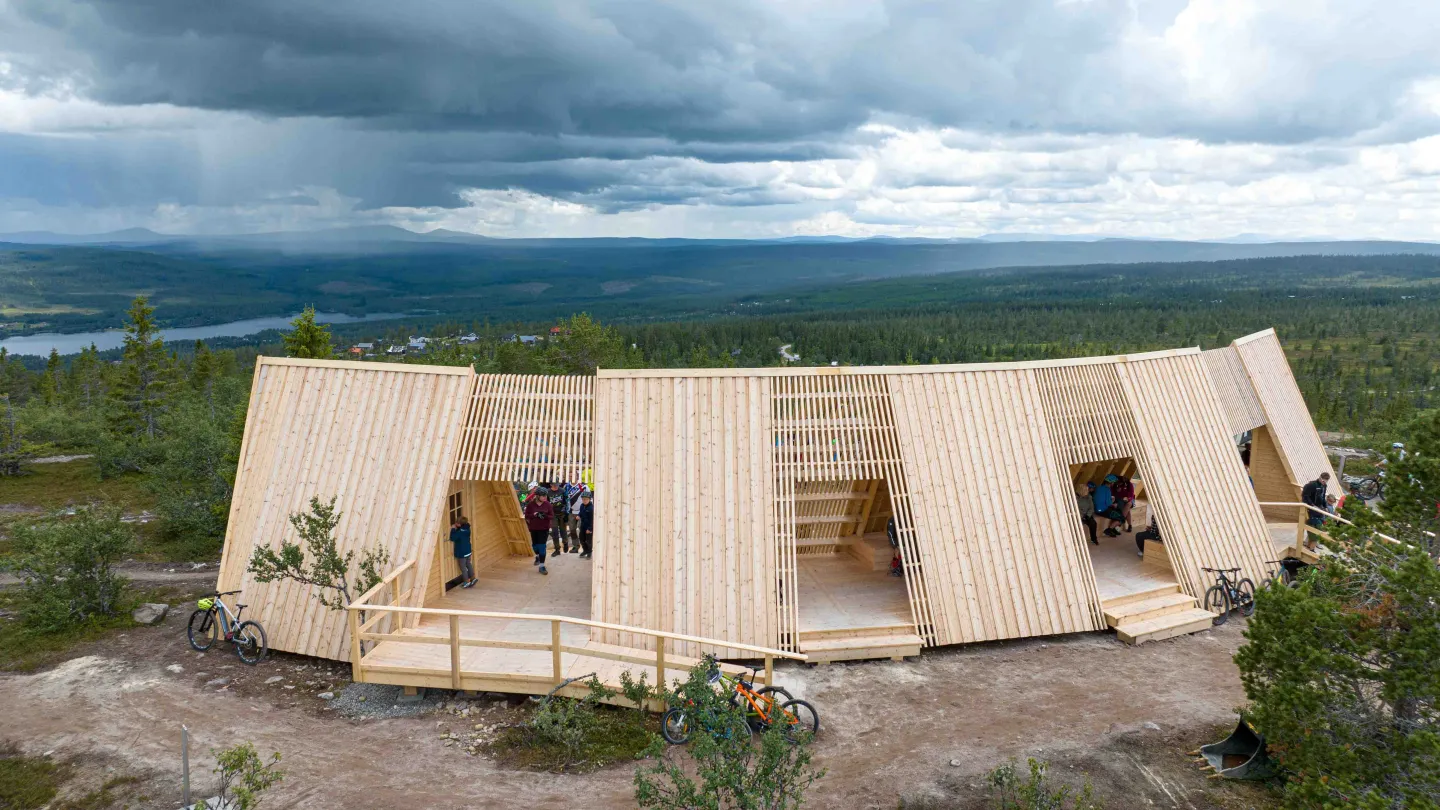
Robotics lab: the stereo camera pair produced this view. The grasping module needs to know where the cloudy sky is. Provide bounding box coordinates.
[2,0,1438,240]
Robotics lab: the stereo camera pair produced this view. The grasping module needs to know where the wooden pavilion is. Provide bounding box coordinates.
[215,328,1334,697]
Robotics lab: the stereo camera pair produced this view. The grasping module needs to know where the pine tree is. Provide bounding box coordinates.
[110,296,171,441]
[38,348,61,405]
[283,306,333,359]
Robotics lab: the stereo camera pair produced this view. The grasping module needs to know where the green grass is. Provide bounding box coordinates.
[0,744,66,809]
[0,460,154,512]
[0,584,202,673]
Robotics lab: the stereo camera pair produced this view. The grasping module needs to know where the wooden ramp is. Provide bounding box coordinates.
[349,554,802,705]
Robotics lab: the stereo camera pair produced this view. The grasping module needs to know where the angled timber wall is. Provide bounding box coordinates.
[1201,346,1267,437]
[591,374,780,658]
[452,374,593,483]
[1116,352,1274,594]
[1232,330,1338,499]
[890,367,1105,645]
[217,358,473,660]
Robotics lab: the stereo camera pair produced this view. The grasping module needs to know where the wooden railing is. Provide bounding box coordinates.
[1258,501,1402,547]
[346,561,806,696]
[346,558,420,681]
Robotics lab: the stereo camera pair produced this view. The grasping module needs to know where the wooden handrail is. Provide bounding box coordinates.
[1258,501,1401,545]
[345,601,806,661]
[349,558,418,609]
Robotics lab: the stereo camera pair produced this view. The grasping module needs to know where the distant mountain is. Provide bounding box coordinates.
[0,227,171,246]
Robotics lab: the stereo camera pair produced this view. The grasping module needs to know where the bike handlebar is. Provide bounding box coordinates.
[1201,566,1241,573]
[213,590,242,597]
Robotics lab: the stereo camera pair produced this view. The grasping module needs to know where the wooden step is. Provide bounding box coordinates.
[1099,584,1182,612]
[799,623,913,643]
[800,632,924,663]
[1103,592,1197,628]
[1115,608,1217,645]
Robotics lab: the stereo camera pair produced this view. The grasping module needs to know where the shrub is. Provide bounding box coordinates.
[986,758,1103,810]
[486,676,654,772]
[1,505,134,631]
[212,742,284,810]
[247,496,389,610]
[1235,410,1440,808]
[634,661,825,810]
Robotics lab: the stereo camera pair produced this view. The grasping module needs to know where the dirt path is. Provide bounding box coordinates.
[0,611,1273,809]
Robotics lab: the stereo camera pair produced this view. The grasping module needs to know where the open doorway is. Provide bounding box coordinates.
[1070,458,1178,603]
[791,479,921,662]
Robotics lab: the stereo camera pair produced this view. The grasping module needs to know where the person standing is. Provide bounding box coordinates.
[565,481,585,551]
[524,482,554,575]
[577,491,595,558]
[547,482,568,555]
[449,516,476,588]
[1301,472,1331,528]
[1077,484,1098,545]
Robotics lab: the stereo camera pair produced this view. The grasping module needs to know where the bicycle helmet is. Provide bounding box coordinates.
[197,597,214,610]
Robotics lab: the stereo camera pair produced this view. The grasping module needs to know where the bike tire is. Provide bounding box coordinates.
[234,620,268,664]
[186,609,217,652]
[757,685,794,704]
[661,708,690,745]
[1355,478,1380,500]
[1203,585,1230,626]
[776,699,820,743]
[1236,579,1257,617]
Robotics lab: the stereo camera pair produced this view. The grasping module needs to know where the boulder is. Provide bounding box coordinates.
[132,603,169,625]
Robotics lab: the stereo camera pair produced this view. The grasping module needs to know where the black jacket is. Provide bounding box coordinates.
[1301,478,1328,508]
[577,502,594,533]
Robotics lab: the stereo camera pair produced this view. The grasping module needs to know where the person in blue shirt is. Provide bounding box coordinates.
[449,516,476,588]
[1094,474,1126,537]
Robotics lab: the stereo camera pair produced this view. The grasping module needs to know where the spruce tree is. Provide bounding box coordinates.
[283,306,333,359]
[110,296,171,441]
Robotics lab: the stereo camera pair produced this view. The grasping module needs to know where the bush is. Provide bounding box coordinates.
[634,661,825,810]
[486,676,655,772]
[1,505,134,632]
[212,742,284,810]
[986,758,1103,810]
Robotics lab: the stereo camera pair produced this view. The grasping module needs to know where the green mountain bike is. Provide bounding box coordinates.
[187,590,268,664]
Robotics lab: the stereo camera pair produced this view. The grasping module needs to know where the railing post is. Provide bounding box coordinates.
[449,614,461,690]
[347,608,363,683]
[764,654,774,688]
[1296,506,1308,549]
[551,620,563,685]
[655,637,666,694]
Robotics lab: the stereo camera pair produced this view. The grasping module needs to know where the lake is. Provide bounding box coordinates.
[0,312,406,356]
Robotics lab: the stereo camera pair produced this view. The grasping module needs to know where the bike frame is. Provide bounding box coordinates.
[208,594,245,639]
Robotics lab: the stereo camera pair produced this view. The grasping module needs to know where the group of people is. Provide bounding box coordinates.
[1076,473,1150,556]
[522,481,594,575]
[446,481,595,583]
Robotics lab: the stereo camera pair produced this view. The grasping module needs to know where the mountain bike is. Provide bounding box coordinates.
[1342,473,1382,501]
[187,590,268,664]
[662,655,819,744]
[1201,567,1255,626]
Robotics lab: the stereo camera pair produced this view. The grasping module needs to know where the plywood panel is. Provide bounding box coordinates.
[1202,346,1267,436]
[1249,425,1300,522]
[1233,330,1338,499]
[1116,353,1274,596]
[453,374,593,483]
[217,358,473,660]
[889,369,1105,645]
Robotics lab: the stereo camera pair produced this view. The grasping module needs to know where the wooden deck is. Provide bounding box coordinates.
[1087,517,1179,602]
[354,554,796,701]
[796,553,912,633]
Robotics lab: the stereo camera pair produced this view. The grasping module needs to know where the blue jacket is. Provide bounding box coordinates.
[449,524,472,557]
[1092,484,1114,514]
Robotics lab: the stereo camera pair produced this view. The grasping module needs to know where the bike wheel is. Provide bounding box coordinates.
[1236,579,1257,617]
[776,699,820,743]
[233,620,268,664]
[1355,478,1379,500]
[757,685,794,704]
[661,708,691,745]
[187,609,217,652]
[1203,585,1230,626]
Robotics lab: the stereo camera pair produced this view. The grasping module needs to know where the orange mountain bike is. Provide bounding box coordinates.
[662,655,820,744]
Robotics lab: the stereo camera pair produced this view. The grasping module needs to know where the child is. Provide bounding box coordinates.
[449,516,475,588]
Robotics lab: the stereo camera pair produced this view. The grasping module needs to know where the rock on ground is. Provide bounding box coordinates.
[132,603,169,625]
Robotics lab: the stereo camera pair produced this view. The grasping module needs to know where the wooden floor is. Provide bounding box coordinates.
[1086,517,1179,602]
[360,553,720,695]
[796,553,912,633]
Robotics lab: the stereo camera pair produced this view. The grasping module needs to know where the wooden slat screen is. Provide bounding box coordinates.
[452,374,593,483]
